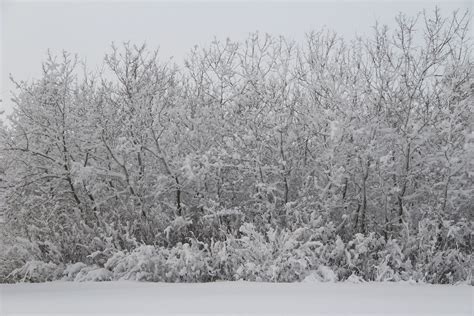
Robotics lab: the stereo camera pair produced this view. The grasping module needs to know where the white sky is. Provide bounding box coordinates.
[0,0,471,117]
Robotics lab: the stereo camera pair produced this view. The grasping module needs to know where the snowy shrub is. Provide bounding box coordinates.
[163,216,193,245]
[224,224,319,282]
[164,241,214,282]
[317,265,338,282]
[103,242,215,282]
[343,233,386,280]
[373,239,412,282]
[104,246,166,281]
[406,218,472,284]
[0,237,49,283]
[302,266,338,283]
[346,273,365,283]
[62,262,88,281]
[74,266,113,282]
[8,260,63,283]
[422,249,471,284]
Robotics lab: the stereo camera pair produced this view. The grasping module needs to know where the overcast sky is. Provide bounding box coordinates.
[1,0,471,116]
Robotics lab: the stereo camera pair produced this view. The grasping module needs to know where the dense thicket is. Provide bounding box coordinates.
[0,9,472,284]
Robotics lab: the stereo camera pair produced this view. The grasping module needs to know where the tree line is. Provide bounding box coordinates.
[0,9,472,283]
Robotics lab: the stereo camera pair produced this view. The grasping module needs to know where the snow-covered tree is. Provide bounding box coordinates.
[0,9,471,284]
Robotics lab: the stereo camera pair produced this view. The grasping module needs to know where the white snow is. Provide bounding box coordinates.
[1,281,472,315]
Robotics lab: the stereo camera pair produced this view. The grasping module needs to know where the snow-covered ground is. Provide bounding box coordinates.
[0,281,472,315]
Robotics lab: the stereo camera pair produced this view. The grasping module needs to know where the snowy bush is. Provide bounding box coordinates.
[346,273,365,284]
[223,224,322,282]
[74,266,113,282]
[303,266,338,283]
[1,222,471,283]
[62,262,88,281]
[0,237,53,283]
[8,260,63,283]
[104,247,160,281]
[163,241,215,282]
[103,242,215,282]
